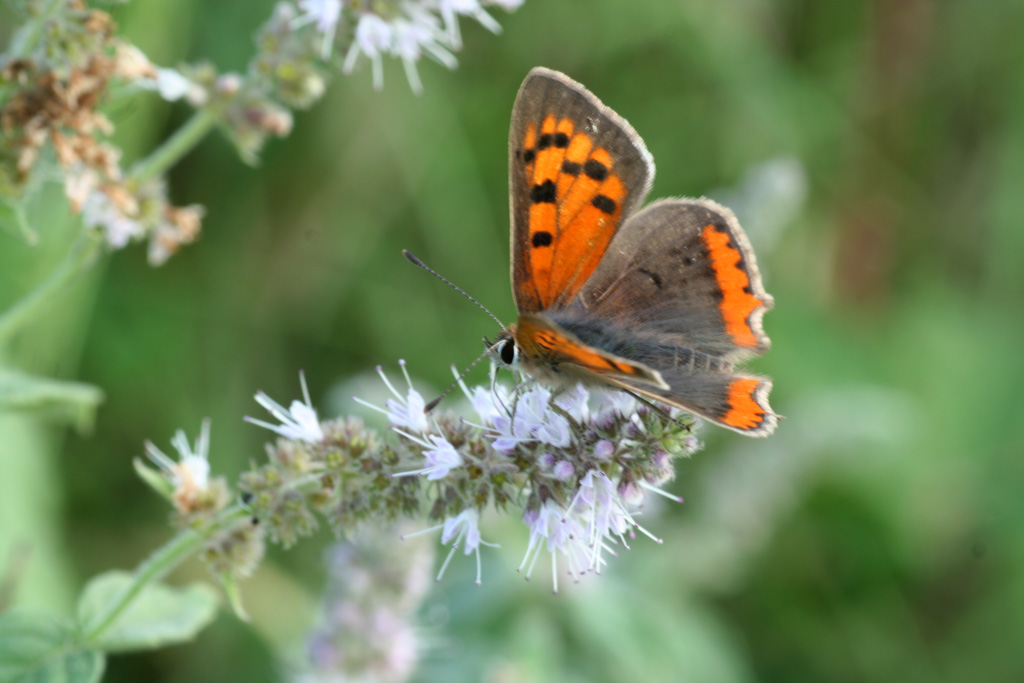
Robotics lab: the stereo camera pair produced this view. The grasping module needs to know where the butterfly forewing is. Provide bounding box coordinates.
[509,68,655,313]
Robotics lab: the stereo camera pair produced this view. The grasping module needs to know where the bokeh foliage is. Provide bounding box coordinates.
[2,0,1023,681]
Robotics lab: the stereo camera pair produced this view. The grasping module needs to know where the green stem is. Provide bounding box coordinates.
[81,504,249,644]
[0,232,102,346]
[128,110,218,186]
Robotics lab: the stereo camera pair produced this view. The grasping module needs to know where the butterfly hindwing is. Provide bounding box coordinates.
[571,198,773,360]
[607,370,776,436]
[543,312,777,435]
[509,68,655,314]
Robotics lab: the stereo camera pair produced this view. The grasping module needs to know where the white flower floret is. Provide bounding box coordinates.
[552,460,574,481]
[295,0,343,58]
[437,0,502,50]
[391,432,463,480]
[490,386,571,453]
[140,68,207,106]
[554,383,589,422]
[343,12,393,90]
[81,190,143,249]
[566,470,664,573]
[391,8,456,95]
[354,360,430,433]
[245,370,325,443]
[592,439,614,460]
[518,500,595,593]
[145,419,212,512]
[401,509,499,585]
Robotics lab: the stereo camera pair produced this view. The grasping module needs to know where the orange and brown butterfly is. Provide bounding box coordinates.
[485,67,777,436]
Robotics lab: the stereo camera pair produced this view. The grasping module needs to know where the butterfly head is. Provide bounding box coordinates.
[484,327,520,370]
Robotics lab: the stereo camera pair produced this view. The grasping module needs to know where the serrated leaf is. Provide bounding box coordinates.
[76,571,218,652]
[0,610,105,683]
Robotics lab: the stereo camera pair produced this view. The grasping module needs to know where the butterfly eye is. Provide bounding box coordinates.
[500,339,517,365]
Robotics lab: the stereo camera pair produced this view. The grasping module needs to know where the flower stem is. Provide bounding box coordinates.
[81,504,249,644]
[0,231,103,346]
[128,109,218,186]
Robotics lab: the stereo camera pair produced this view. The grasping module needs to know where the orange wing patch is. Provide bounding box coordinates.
[701,225,764,348]
[720,377,768,430]
[520,117,627,310]
[514,316,666,387]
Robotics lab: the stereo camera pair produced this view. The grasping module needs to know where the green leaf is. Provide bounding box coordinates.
[0,610,105,683]
[0,370,103,433]
[76,571,218,652]
[0,196,37,244]
[218,572,250,623]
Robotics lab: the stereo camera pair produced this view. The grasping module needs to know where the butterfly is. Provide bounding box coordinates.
[485,67,777,436]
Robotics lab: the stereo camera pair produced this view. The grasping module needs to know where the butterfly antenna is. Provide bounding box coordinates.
[403,250,506,331]
[424,346,492,412]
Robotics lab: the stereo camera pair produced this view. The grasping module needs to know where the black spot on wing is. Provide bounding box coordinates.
[584,159,608,181]
[553,132,569,148]
[531,180,556,204]
[532,231,553,247]
[561,160,582,175]
[592,195,616,214]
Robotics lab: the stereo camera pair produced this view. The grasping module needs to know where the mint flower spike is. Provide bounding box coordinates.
[353,360,430,433]
[401,509,499,585]
[244,370,324,443]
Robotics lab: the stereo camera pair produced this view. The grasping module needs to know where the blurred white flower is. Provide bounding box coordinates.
[343,12,393,90]
[145,419,212,513]
[245,370,325,443]
[141,68,207,106]
[391,8,456,95]
[295,0,343,58]
[337,0,524,94]
[81,189,143,249]
[402,508,499,584]
[437,0,502,49]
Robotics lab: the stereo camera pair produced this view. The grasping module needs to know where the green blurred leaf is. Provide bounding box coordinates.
[218,572,250,623]
[0,370,103,433]
[131,457,175,502]
[76,571,218,652]
[0,610,104,683]
[0,196,37,244]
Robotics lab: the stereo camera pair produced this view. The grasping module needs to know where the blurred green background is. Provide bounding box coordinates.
[3,0,1024,681]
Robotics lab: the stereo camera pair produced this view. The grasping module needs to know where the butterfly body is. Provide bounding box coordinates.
[490,68,777,436]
